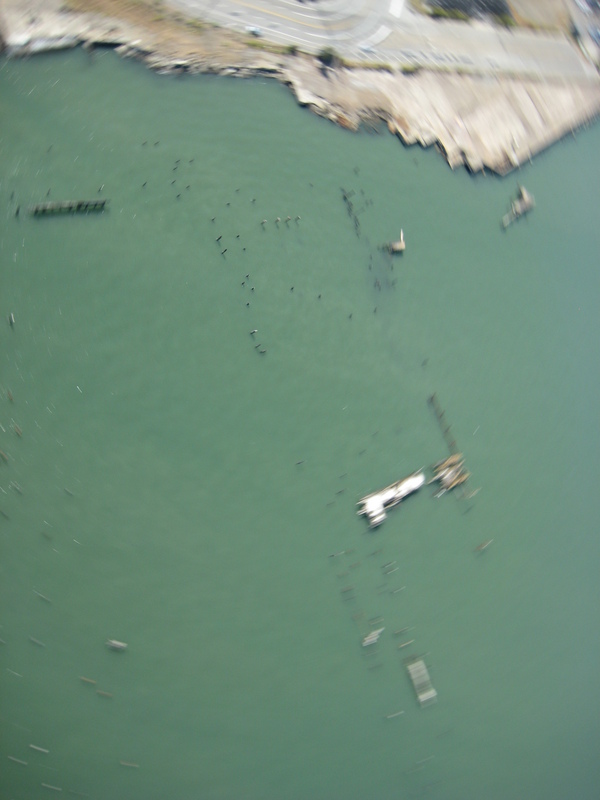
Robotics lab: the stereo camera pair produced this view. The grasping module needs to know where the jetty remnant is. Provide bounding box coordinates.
[29,199,108,216]
[502,185,534,228]
[387,229,405,254]
[428,453,470,497]
[427,393,473,496]
[357,469,425,528]
[405,656,438,707]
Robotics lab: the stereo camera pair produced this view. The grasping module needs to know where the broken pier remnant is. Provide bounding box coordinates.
[387,229,405,254]
[427,393,472,496]
[502,184,534,228]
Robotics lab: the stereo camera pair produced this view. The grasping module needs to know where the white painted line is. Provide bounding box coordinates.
[362,25,391,47]
[390,0,405,18]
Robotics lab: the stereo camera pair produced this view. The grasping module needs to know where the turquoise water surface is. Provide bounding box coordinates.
[1,48,599,800]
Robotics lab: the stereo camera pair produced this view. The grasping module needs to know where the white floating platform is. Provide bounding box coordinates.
[405,658,437,707]
[357,470,425,528]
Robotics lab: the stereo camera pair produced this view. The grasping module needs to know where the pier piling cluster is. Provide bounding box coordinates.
[340,187,362,238]
[427,393,476,498]
[428,453,470,497]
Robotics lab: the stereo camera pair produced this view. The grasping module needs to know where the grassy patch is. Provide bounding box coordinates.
[493,13,516,28]
[318,47,342,67]
[401,64,422,75]
[430,8,469,21]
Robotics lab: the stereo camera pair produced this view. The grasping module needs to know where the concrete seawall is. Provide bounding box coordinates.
[1,0,599,175]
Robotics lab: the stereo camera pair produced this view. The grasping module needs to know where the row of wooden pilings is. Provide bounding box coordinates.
[29,199,108,216]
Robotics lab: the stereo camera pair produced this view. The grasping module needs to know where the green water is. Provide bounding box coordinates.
[1,48,599,800]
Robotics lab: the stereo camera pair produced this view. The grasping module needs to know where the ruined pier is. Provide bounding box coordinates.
[428,393,458,455]
[428,394,472,496]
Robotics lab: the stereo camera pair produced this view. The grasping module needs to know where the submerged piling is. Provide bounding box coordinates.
[428,393,458,455]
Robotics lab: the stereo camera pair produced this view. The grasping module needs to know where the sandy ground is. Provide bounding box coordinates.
[507,0,570,29]
[1,0,599,174]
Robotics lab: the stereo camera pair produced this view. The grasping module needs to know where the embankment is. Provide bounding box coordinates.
[2,0,599,174]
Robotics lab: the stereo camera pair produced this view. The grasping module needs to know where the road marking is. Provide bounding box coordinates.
[390,0,405,18]
[267,28,329,44]
[362,25,391,46]
[229,0,327,30]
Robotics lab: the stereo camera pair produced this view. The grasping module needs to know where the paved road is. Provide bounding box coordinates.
[168,0,597,79]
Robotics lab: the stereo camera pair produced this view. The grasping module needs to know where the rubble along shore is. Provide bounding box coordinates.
[1,0,599,175]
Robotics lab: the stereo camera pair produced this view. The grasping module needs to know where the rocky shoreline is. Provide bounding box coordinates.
[2,0,600,175]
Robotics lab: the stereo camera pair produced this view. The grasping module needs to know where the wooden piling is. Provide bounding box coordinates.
[428,393,459,455]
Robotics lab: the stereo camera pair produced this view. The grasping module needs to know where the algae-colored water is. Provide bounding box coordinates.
[1,48,599,800]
